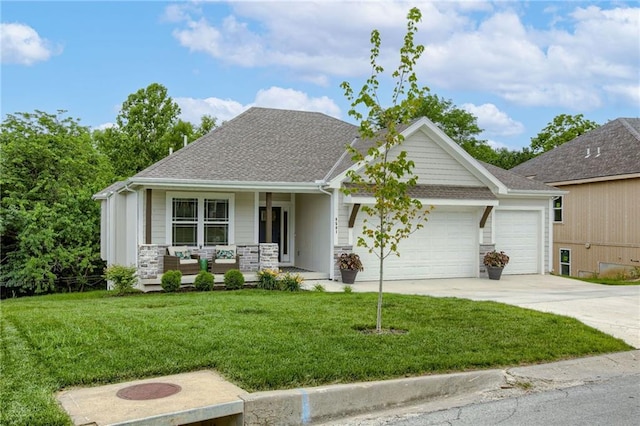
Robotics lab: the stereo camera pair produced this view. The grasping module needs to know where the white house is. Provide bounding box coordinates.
[94,107,563,290]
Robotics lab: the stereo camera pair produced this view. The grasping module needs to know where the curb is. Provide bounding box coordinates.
[241,369,505,425]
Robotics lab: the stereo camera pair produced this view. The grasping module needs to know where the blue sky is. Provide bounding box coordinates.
[2,1,638,149]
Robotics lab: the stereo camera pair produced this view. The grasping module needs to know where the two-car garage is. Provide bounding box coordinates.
[352,207,543,281]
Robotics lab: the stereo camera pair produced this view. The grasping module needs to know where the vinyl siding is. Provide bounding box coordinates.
[398,130,484,186]
[235,192,255,244]
[553,178,640,275]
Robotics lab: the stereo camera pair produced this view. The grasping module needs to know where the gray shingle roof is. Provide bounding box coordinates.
[134,107,359,183]
[344,183,497,200]
[511,118,640,183]
[480,162,560,192]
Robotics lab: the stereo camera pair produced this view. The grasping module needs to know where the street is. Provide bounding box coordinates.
[325,374,640,426]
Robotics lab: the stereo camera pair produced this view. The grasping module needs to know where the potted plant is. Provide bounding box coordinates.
[483,250,510,280]
[337,253,364,284]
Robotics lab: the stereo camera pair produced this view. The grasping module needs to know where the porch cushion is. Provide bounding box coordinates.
[168,245,188,257]
[215,245,236,260]
[179,259,198,265]
[214,258,236,264]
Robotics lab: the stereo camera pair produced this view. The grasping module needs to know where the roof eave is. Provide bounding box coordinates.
[503,189,568,197]
[128,177,323,192]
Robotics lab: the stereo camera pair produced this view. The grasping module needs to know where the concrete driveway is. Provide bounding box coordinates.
[308,274,640,348]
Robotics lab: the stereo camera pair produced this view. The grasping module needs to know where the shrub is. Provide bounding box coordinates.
[194,271,214,291]
[279,272,302,292]
[104,264,137,296]
[257,268,280,290]
[343,285,353,294]
[313,283,326,292]
[224,269,244,290]
[161,270,182,292]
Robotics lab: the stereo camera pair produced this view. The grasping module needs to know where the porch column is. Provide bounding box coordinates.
[265,192,272,243]
[145,189,152,244]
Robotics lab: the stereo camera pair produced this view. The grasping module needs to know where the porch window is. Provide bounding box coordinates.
[167,192,234,246]
[553,196,563,222]
[204,199,229,245]
[172,198,197,245]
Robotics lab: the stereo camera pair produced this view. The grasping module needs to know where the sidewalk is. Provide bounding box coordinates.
[57,350,639,426]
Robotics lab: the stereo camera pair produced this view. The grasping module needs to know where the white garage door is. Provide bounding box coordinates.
[354,210,478,281]
[494,210,541,275]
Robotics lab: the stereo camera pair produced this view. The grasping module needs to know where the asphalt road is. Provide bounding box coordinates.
[328,374,640,426]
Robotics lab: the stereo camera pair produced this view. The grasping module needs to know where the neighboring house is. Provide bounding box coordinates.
[511,118,640,278]
[94,107,562,290]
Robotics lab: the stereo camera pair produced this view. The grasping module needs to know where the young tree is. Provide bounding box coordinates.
[341,7,431,333]
[0,110,113,295]
[530,113,599,154]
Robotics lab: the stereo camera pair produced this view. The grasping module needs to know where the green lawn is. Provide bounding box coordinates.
[1,289,632,426]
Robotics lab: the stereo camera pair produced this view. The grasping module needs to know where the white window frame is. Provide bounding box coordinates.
[553,196,563,223]
[559,248,571,276]
[166,192,235,247]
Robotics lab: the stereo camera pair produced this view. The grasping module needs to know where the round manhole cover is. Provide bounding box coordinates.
[116,383,182,400]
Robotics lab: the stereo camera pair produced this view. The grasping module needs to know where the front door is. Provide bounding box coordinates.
[259,207,281,262]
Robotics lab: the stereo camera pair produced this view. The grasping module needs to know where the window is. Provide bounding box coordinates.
[560,249,570,276]
[204,199,229,245]
[172,198,197,245]
[553,196,563,222]
[167,193,234,246]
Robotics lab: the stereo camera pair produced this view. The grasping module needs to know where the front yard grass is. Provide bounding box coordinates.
[1,290,632,425]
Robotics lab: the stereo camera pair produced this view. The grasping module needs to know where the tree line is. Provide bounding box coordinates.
[0,81,598,297]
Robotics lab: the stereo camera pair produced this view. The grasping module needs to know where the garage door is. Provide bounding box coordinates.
[494,210,541,275]
[353,210,478,281]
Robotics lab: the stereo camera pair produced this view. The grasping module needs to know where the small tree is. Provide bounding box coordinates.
[530,114,599,154]
[340,7,431,333]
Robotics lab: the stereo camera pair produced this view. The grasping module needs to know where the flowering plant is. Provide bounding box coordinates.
[483,250,510,268]
[337,253,364,271]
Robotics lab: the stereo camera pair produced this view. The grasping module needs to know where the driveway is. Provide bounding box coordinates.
[308,274,640,348]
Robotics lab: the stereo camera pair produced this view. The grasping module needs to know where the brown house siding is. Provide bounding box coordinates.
[553,178,640,276]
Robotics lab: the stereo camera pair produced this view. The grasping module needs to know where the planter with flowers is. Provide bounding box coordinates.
[337,253,364,284]
[483,250,510,280]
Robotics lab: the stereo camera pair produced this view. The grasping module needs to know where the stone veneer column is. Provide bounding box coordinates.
[138,244,167,279]
[238,245,259,272]
[259,243,279,271]
[333,245,354,281]
[479,243,496,277]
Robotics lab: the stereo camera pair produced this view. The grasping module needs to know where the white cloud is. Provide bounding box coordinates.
[176,86,341,124]
[94,122,116,131]
[0,23,59,65]
[175,96,247,124]
[486,139,509,150]
[603,84,640,106]
[462,103,524,137]
[166,2,639,112]
[254,87,341,118]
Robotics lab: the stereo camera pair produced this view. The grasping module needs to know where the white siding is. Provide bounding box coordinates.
[151,189,166,244]
[295,193,331,273]
[235,192,255,244]
[337,192,351,246]
[397,131,484,186]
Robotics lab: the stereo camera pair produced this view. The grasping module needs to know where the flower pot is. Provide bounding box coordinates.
[486,266,504,280]
[340,269,358,284]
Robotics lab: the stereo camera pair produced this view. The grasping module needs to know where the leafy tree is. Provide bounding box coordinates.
[95,84,217,178]
[530,114,599,154]
[341,7,431,333]
[1,111,113,296]
[491,147,535,170]
[95,83,180,177]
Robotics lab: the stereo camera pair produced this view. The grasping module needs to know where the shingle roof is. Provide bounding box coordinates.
[480,162,560,192]
[134,107,359,183]
[511,118,640,183]
[344,183,497,200]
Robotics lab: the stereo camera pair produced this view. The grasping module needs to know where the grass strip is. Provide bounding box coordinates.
[1,289,632,425]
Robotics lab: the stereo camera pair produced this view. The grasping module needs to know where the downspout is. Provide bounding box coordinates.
[316,180,335,280]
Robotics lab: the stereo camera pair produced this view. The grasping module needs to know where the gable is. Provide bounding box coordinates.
[396,129,485,187]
